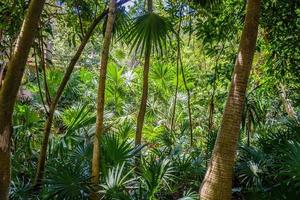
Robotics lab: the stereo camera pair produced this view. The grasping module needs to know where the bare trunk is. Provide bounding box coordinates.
[32,5,118,192]
[91,0,116,197]
[170,8,183,135]
[199,0,260,199]
[135,48,151,146]
[33,0,130,192]
[180,57,193,146]
[135,0,153,147]
[0,0,46,199]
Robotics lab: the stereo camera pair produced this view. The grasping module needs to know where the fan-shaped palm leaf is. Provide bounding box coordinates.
[122,13,173,56]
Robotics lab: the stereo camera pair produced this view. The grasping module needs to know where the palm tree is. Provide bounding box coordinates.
[91,0,116,198]
[199,0,261,199]
[0,0,46,199]
[123,0,172,147]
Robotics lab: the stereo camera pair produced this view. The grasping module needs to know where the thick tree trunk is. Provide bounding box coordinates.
[91,0,116,195]
[0,0,46,199]
[32,8,112,192]
[199,0,260,199]
[135,48,151,146]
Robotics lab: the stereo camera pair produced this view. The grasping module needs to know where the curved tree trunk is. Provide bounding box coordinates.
[33,1,130,191]
[0,0,46,198]
[199,0,261,199]
[91,0,116,197]
[33,9,109,192]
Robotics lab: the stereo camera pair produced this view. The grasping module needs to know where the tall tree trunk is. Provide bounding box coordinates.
[33,0,130,192]
[180,59,193,146]
[32,5,118,191]
[91,0,116,197]
[135,0,153,147]
[135,47,151,146]
[0,0,46,199]
[170,6,183,135]
[199,0,261,199]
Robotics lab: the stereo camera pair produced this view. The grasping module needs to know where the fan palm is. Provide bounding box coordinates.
[100,163,135,200]
[122,1,173,147]
[44,160,93,200]
[139,156,175,199]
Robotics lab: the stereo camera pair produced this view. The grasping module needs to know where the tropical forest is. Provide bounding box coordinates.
[0,0,299,199]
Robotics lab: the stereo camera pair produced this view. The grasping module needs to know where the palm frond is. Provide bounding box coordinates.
[121,13,173,56]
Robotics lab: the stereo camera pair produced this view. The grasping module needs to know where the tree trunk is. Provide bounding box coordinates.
[135,0,153,147]
[32,5,116,192]
[135,47,151,146]
[180,59,193,146]
[33,0,130,192]
[0,0,46,199]
[91,0,116,196]
[170,7,183,135]
[199,0,260,199]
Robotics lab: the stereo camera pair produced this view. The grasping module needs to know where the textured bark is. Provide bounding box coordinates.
[135,47,151,146]
[199,0,261,199]
[0,0,46,199]
[91,0,116,194]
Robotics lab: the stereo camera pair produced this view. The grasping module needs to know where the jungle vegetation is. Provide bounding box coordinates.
[0,0,299,199]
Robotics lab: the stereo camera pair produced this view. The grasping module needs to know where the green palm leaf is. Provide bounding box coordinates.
[121,13,173,56]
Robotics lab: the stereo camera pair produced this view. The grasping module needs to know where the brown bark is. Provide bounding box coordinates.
[0,0,46,199]
[135,0,153,147]
[33,0,130,192]
[33,9,109,192]
[135,47,151,146]
[91,0,116,194]
[199,0,261,199]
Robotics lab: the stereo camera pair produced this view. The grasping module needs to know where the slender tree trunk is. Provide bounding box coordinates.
[33,0,130,192]
[135,47,151,146]
[32,4,120,191]
[180,57,193,146]
[199,1,260,199]
[170,7,183,135]
[38,31,51,105]
[34,46,48,114]
[91,0,116,197]
[135,0,153,147]
[0,0,46,199]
